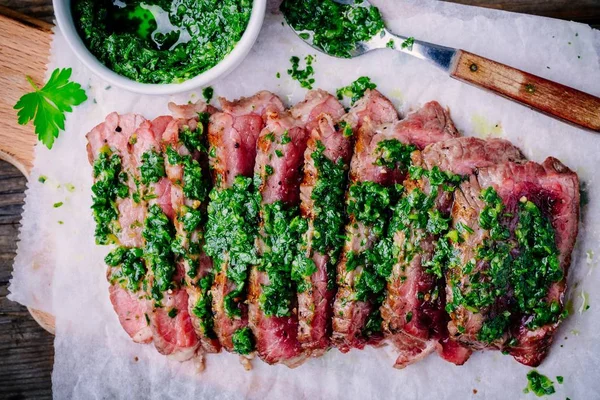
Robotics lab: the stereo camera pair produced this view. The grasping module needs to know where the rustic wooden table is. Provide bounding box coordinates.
[0,1,598,399]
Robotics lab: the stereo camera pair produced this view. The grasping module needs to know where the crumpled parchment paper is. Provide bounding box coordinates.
[9,0,600,398]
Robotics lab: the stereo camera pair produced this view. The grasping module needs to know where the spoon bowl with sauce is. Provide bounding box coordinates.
[54,0,267,95]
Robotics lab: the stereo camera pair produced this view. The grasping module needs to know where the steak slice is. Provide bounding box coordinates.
[86,113,152,344]
[206,92,282,357]
[160,102,221,355]
[208,90,285,187]
[248,108,310,367]
[333,101,459,352]
[381,137,525,368]
[130,118,200,360]
[447,157,579,366]
[294,93,351,355]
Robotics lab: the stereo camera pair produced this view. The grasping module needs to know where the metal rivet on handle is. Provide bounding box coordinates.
[525,84,536,94]
[470,63,478,72]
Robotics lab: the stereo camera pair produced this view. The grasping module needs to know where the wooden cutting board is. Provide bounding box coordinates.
[0,6,56,334]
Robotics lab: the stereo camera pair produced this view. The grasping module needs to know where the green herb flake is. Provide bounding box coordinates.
[525,370,556,397]
[401,37,415,50]
[53,202,64,208]
[336,76,377,105]
[556,376,564,384]
[38,175,48,183]
[14,68,87,149]
[287,55,316,89]
[168,308,178,318]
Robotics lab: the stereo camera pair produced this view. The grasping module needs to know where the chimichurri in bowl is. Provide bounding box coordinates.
[53,0,266,94]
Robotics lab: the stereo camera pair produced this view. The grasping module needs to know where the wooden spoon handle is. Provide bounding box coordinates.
[450,50,600,132]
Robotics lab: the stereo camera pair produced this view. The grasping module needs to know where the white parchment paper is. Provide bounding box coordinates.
[9,1,600,398]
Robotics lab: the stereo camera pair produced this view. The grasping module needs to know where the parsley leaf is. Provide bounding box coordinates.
[14,68,87,149]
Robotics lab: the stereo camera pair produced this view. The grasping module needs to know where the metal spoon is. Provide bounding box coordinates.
[285,0,600,133]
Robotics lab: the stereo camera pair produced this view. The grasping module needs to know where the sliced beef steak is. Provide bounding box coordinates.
[331,91,400,352]
[206,92,282,355]
[87,113,153,344]
[133,119,200,360]
[295,92,351,355]
[333,101,460,352]
[381,137,525,368]
[447,157,579,366]
[248,108,310,367]
[160,104,221,354]
[208,91,285,188]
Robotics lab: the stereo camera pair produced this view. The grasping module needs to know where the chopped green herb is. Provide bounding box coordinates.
[91,149,129,245]
[281,0,385,58]
[336,76,377,105]
[168,308,178,318]
[38,175,47,183]
[232,326,255,355]
[401,37,415,50]
[105,246,145,291]
[204,176,260,317]
[287,55,315,89]
[140,150,166,185]
[53,202,64,208]
[525,370,555,397]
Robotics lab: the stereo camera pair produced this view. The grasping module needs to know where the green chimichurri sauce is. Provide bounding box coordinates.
[91,148,129,245]
[143,204,177,302]
[445,187,564,343]
[72,0,252,84]
[260,201,305,317]
[204,176,261,318]
[106,246,146,291]
[232,326,255,354]
[292,141,349,291]
[337,76,377,105]
[281,0,385,58]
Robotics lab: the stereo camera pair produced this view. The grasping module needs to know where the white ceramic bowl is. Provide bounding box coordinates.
[53,0,266,95]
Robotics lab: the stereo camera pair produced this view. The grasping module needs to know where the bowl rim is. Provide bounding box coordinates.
[53,0,266,95]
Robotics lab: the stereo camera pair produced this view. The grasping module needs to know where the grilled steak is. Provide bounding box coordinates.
[87,113,152,344]
[381,137,526,368]
[447,157,579,366]
[132,118,200,360]
[248,103,314,366]
[331,90,401,351]
[294,91,350,355]
[208,90,285,187]
[333,100,460,352]
[160,102,221,354]
[206,92,283,357]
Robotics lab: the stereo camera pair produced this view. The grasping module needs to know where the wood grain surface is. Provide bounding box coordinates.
[451,50,600,132]
[0,1,599,399]
[0,6,52,175]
